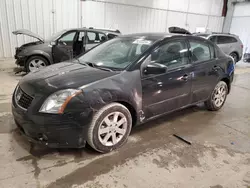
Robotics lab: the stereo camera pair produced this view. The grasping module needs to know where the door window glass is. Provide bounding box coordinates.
[78,32,85,41]
[190,41,211,62]
[58,32,76,42]
[151,41,189,70]
[99,33,107,42]
[209,36,217,43]
[217,36,237,44]
[86,32,104,44]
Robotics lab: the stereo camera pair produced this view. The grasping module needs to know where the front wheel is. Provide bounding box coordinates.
[26,56,48,72]
[205,81,228,111]
[86,103,132,153]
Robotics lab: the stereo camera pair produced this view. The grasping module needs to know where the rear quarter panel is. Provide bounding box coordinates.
[231,40,243,59]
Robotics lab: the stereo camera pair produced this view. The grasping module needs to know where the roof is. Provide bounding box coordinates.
[194,32,238,37]
[63,28,120,36]
[86,28,120,35]
[118,32,185,41]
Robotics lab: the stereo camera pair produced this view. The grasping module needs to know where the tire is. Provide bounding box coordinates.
[26,56,49,72]
[86,103,132,153]
[229,52,238,64]
[205,81,228,111]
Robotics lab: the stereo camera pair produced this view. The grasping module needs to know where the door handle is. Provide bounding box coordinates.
[180,74,189,81]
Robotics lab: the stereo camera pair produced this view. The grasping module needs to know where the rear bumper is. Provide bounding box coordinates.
[12,102,87,148]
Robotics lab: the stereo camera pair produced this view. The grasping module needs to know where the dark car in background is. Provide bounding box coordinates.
[12,33,234,153]
[13,27,120,72]
[243,53,250,63]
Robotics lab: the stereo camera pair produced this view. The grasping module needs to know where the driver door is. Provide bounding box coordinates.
[141,39,193,119]
[52,31,77,63]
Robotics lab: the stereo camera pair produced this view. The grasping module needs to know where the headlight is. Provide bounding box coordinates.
[39,89,82,114]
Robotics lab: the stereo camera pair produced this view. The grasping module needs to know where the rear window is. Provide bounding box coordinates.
[190,41,211,63]
[217,36,237,44]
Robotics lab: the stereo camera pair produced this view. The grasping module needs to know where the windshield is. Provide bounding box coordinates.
[78,37,153,70]
[46,30,67,41]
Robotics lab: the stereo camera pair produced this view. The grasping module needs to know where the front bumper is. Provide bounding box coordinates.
[15,55,26,67]
[12,101,87,148]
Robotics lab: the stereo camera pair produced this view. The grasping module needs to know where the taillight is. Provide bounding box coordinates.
[241,44,243,48]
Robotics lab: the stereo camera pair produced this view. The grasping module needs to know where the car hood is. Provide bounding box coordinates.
[12,29,44,42]
[19,62,118,96]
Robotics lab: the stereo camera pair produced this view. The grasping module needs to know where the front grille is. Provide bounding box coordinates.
[15,87,33,109]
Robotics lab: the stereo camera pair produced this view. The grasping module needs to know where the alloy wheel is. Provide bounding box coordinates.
[29,59,46,72]
[98,111,128,146]
[213,84,227,108]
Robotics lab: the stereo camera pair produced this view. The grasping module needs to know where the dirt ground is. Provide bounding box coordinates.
[0,59,250,188]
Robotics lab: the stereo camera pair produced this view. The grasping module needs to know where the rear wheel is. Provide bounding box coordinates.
[229,52,238,63]
[26,56,48,72]
[86,103,132,153]
[205,81,228,111]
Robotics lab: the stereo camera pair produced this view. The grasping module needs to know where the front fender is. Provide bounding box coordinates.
[64,70,142,126]
[25,50,53,64]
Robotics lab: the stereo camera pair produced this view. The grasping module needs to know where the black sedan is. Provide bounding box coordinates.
[12,33,234,153]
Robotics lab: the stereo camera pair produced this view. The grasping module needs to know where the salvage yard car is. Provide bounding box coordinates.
[12,33,235,153]
[194,32,243,63]
[13,27,120,72]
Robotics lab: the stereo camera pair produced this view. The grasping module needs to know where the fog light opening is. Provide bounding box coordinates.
[38,133,48,141]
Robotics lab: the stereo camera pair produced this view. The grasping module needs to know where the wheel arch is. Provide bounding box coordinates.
[114,101,137,127]
[26,54,51,65]
[221,77,231,94]
[230,51,239,62]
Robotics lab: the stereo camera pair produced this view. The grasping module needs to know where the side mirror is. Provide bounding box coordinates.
[144,62,167,75]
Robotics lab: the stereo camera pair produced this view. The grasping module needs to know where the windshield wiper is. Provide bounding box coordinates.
[94,66,113,72]
[77,59,113,72]
[82,61,113,72]
[75,58,87,66]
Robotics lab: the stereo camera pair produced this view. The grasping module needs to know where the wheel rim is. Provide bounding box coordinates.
[29,59,46,72]
[98,112,128,147]
[213,84,227,108]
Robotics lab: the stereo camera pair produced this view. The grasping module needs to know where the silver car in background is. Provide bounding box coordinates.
[194,33,243,63]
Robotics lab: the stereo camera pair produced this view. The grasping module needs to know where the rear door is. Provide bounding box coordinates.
[188,39,220,103]
[85,31,107,51]
[74,31,85,56]
[216,36,234,55]
[52,30,77,63]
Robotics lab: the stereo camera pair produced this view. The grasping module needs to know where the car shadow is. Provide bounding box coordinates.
[12,67,27,77]
[131,104,207,135]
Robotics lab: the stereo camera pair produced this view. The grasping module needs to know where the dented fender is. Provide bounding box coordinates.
[65,70,143,125]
